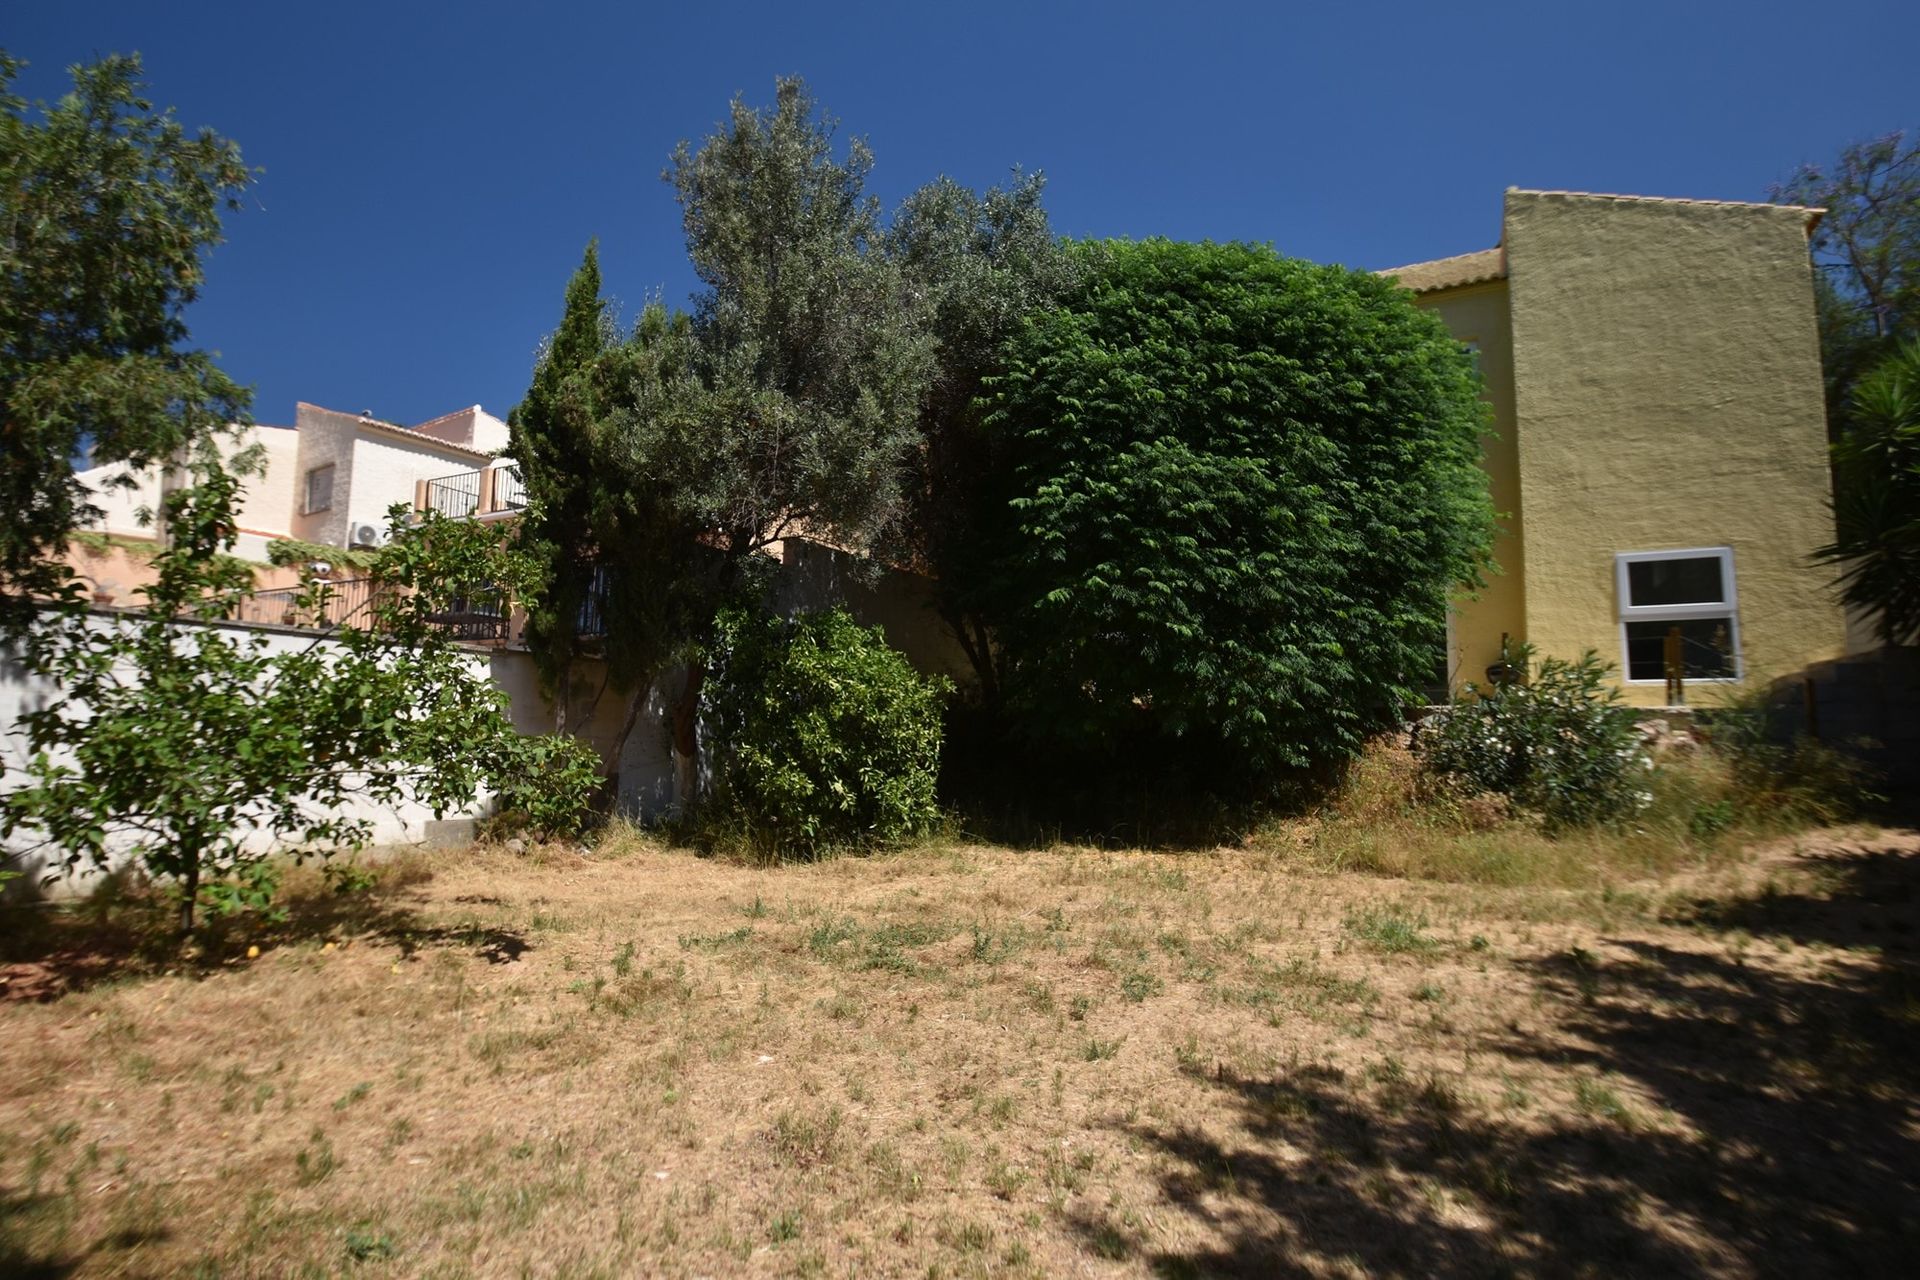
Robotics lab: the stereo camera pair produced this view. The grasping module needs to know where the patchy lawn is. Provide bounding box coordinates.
[2,826,1917,1278]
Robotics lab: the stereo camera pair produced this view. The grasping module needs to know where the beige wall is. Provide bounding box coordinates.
[290,403,494,550]
[1502,190,1844,704]
[236,424,302,544]
[290,404,361,546]
[413,405,511,455]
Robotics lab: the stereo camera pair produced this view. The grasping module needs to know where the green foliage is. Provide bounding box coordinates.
[885,171,1080,691]
[1417,649,1653,831]
[263,538,378,574]
[1772,131,1920,431]
[487,734,605,840]
[966,238,1493,788]
[0,463,526,932]
[702,608,948,857]
[507,241,625,694]
[1814,338,1920,643]
[510,78,938,732]
[668,79,936,562]
[0,51,252,608]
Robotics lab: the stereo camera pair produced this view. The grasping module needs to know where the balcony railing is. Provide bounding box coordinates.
[427,589,512,643]
[218,576,512,643]
[424,469,482,518]
[226,576,382,631]
[419,465,525,519]
[493,465,528,512]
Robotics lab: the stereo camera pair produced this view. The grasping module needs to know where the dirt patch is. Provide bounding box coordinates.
[2,830,1916,1276]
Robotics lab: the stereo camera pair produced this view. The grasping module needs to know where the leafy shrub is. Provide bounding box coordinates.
[487,733,605,840]
[703,607,949,858]
[1416,649,1651,830]
[962,238,1493,791]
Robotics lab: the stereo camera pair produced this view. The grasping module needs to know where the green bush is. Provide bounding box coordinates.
[963,238,1493,791]
[703,607,949,858]
[1416,649,1652,830]
[487,733,605,840]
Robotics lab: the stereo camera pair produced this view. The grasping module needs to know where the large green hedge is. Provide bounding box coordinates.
[964,238,1494,786]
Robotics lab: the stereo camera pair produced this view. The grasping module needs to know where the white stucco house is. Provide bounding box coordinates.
[77,402,514,562]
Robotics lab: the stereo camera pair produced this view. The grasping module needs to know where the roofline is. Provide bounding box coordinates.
[1507,187,1826,231]
[410,403,494,432]
[1377,246,1508,295]
[295,402,495,462]
[357,417,493,461]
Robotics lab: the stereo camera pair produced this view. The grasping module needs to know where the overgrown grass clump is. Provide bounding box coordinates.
[1279,711,1869,890]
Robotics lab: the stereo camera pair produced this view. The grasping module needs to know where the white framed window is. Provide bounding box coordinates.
[1615,547,1740,684]
[304,464,335,515]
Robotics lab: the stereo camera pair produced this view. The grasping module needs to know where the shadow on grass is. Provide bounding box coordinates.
[0,864,531,1003]
[0,1190,167,1280]
[1086,839,1920,1277]
[0,1192,81,1280]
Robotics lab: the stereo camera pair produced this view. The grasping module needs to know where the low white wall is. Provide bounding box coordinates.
[1,617,509,901]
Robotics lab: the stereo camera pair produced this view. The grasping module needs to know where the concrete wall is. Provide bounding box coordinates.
[343,430,466,545]
[1412,281,1527,689]
[76,463,165,540]
[290,404,361,547]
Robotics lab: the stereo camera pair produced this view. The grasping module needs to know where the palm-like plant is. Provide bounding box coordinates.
[1817,339,1920,645]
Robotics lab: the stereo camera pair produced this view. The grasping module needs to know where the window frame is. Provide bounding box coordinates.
[304,463,335,515]
[1614,546,1741,685]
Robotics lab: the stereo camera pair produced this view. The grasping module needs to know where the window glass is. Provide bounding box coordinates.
[1625,556,1724,608]
[1623,618,1736,682]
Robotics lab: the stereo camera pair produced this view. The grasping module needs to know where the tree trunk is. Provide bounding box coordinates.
[671,660,706,810]
[179,847,201,935]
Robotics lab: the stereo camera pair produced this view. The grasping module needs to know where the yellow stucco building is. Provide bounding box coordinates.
[1385,189,1847,707]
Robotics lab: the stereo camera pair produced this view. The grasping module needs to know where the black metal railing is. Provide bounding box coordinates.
[219,576,512,643]
[226,576,381,631]
[427,589,512,643]
[492,465,528,512]
[424,469,482,517]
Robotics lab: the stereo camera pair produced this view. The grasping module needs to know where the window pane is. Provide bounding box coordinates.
[1624,617,1735,681]
[1626,556,1724,607]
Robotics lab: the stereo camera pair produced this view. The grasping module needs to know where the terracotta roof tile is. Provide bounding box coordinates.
[1378,247,1507,294]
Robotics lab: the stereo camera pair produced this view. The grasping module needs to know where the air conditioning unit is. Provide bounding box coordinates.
[349,523,385,549]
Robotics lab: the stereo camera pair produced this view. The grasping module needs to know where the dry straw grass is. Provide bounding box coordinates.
[1,755,1914,1277]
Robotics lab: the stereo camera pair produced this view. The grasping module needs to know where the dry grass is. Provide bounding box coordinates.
[2,815,1917,1277]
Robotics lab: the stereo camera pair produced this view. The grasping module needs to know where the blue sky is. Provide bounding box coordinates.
[12,1,1918,427]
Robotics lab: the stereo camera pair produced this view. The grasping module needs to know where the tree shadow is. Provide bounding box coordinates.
[1094,839,1920,1276]
[0,1188,163,1280]
[0,1192,81,1280]
[0,867,532,1003]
